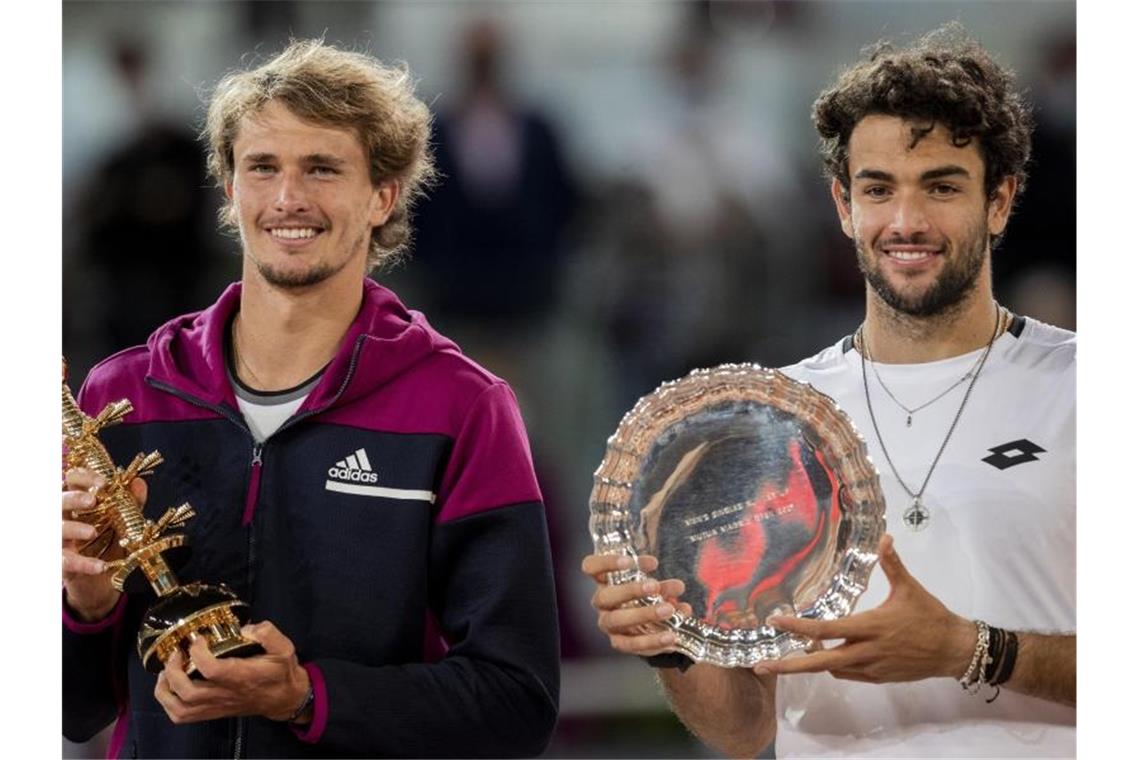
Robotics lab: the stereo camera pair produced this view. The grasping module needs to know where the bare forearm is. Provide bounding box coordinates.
[1003,633,1075,707]
[658,664,776,758]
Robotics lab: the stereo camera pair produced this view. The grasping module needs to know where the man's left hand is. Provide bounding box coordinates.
[754,534,976,684]
[154,621,310,724]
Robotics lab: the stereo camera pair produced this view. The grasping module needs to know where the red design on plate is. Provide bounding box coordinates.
[694,439,840,626]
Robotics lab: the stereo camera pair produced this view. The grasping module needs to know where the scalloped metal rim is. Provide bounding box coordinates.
[588,364,886,667]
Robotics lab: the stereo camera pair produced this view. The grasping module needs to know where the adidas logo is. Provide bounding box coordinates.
[323,448,437,504]
[327,448,379,484]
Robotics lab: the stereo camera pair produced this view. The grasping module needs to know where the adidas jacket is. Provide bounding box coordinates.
[62,280,560,758]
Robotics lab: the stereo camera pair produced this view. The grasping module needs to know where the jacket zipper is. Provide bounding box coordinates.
[233,720,244,760]
[145,380,257,760]
[243,444,263,527]
[147,341,364,759]
[232,445,262,760]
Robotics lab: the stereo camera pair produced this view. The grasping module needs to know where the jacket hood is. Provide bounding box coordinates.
[145,279,456,412]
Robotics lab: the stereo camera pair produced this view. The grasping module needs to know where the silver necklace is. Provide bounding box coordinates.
[858,303,1002,531]
[867,345,986,427]
[860,308,1008,427]
[231,316,266,389]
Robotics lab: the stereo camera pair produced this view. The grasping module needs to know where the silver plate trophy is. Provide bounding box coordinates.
[589,365,886,667]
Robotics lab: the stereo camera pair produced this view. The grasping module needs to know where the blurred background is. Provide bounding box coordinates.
[62,1,1075,757]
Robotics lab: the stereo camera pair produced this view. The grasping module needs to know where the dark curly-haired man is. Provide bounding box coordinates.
[584,23,1075,758]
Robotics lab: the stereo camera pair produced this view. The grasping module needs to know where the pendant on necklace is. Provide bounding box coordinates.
[902,497,931,531]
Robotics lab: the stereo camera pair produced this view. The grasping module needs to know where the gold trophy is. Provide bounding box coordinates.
[62,366,263,675]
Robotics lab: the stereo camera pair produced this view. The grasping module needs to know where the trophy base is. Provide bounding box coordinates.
[138,582,264,676]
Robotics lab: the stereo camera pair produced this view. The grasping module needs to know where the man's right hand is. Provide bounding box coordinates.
[583,553,779,756]
[581,553,691,656]
[62,468,142,621]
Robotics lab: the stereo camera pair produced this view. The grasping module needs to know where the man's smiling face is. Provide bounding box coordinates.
[227,100,395,290]
[833,114,1014,317]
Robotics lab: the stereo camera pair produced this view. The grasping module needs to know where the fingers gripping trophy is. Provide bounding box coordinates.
[62,363,263,675]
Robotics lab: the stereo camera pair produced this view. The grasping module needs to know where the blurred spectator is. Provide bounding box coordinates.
[414,18,578,327]
[585,15,797,405]
[65,39,220,377]
[995,30,1076,329]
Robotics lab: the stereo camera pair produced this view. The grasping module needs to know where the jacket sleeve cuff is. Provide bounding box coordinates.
[290,662,328,744]
[62,588,125,634]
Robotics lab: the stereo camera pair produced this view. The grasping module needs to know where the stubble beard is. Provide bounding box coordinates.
[853,217,990,319]
[248,226,372,290]
[255,258,340,289]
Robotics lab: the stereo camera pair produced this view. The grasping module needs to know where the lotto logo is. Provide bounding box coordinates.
[981,439,1046,471]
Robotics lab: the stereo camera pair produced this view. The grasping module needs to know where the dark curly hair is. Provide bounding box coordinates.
[812,22,1033,204]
